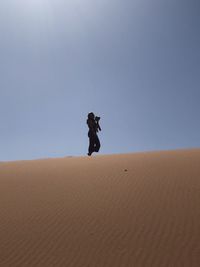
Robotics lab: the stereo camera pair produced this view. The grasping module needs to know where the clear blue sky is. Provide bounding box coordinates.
[0,0,200,161]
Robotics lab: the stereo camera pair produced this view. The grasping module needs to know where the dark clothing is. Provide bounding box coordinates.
[87,118,99,133]
[88,130,100,155]
[87,118,101,155]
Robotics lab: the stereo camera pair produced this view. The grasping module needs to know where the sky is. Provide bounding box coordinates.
[0,0,200,161]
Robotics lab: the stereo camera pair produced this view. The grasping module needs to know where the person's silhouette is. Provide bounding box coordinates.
[87,112,101,156]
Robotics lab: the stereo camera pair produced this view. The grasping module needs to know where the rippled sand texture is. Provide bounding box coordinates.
[0,149,200,266]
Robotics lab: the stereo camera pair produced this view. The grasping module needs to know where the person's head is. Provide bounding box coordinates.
[88,112,95,120]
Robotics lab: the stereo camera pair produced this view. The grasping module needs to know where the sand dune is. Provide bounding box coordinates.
[0,149,200,266]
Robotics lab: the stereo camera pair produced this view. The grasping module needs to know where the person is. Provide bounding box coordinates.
[87,112,101,156]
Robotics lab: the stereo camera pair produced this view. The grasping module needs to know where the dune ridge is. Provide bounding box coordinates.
[0,149,200,266]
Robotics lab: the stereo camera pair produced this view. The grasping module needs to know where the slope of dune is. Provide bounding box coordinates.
[0,149,200,267]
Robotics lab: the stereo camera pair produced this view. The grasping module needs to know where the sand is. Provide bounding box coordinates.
[0,149,200,266]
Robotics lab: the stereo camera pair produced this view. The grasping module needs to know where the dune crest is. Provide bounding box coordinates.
[0,149,200,266]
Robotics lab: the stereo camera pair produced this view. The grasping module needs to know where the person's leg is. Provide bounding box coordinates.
[94,134,100,152]
[88,134,95,156]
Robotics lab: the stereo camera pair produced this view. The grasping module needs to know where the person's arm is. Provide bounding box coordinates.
[97,121,101,131]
